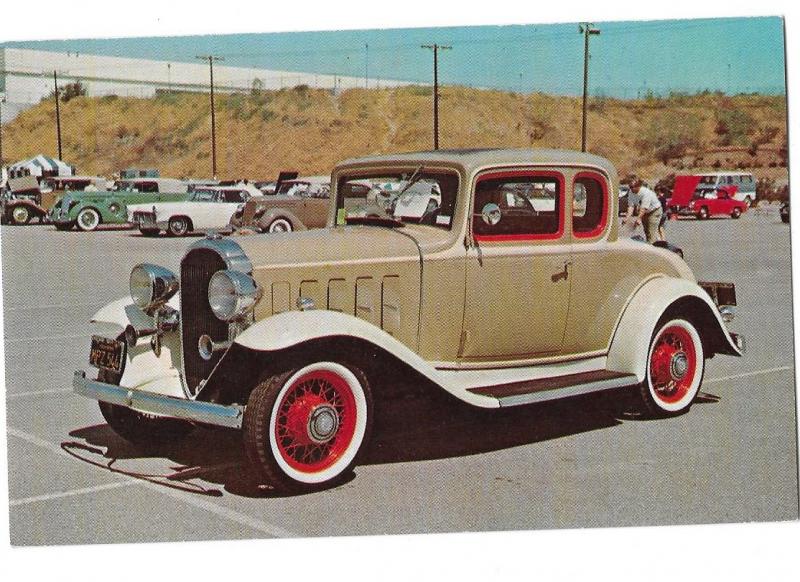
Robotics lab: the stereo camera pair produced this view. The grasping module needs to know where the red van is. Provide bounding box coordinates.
[667,175,748,220]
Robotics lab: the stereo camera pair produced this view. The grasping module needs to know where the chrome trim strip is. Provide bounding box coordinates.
[73,370,244,429]
[497,373,638,407]
[184,236,253,274]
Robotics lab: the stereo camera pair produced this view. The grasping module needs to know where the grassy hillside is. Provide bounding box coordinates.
[2,86,788,185]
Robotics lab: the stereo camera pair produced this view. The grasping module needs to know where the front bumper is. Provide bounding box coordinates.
[73,370,244,429]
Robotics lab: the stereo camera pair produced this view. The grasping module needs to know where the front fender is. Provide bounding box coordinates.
[606,277,742,381]
[89,296,184,396]
[233,310,492,408]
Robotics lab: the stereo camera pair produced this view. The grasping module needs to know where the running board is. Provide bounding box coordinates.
[467,370,639,407]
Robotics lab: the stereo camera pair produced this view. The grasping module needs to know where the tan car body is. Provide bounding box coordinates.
[85,148,741,410]
[230,194,329,233]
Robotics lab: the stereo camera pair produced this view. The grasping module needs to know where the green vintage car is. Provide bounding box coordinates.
[49,177,190,231]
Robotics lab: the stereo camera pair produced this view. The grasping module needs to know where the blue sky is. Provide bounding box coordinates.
[2,16,786,97]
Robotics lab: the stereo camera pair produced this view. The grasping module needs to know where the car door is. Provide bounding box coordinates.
[461,169,571,361]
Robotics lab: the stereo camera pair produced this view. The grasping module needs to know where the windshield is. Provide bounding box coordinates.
[191,189,217,202]
[277,180,330,198]
[336,170,459,229]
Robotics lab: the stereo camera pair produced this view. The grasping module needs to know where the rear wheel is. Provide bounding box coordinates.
[243,361,373,493]
[97,369,193,446]
[638,318,705,417]
[10,206,31,225]
[268,217,293,233]
[696,206,709,220]
[167,216,191,237]
[731,207,742,219]
[76,208,101,231]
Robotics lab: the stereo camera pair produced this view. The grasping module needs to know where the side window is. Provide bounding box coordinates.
[572,174,607,237]
[223,190,245,203]
[473,172,562,239]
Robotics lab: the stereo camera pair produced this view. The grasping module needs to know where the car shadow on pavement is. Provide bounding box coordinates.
[65,386,720,497]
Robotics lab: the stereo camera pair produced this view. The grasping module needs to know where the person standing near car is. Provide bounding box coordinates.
[656,187,669,241]
[624,179,663,243]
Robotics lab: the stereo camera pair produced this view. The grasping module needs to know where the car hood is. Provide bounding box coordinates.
[235,225,426,271]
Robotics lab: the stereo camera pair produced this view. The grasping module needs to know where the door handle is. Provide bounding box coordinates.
[551,260,572,283]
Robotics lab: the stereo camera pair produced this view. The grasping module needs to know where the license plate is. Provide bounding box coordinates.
[89,336,126,373]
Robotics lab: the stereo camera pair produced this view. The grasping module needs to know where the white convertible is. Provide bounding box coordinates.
[128,183,263,236]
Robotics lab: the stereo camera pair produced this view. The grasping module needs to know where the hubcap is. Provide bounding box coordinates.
[13,207,28,222]
[670,352,689,380]
[308,405,339,443]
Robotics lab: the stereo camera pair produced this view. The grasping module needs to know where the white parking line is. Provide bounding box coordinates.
[5,333,88,343]
[10,481,138,507]
[705,365,793,384]
[7,426,297,538]
[7,387,73,399]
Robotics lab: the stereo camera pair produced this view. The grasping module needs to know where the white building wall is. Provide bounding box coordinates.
[0,48,414,121]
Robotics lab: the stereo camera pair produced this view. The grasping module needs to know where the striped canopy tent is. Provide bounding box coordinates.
[7,154,74,179]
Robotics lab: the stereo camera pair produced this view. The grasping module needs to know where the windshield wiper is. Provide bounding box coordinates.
[397,166,424,197]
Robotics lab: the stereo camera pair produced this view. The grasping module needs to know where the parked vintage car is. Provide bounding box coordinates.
[690,172,757,207]
[1,175,108,225]
[74,149,744,493]
[230,179,330,233]
[780,201,789,223]
[50,177,189,231]
[668,175,748,220]
[128,183,263,236]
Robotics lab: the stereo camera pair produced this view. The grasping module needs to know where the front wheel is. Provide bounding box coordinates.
[731,207,742,219]
[243,361,373,493]
[696,206,709,220]
[96,369,193,446]
[10,206,31,225]
[76,208,101,231]
[638,318,705,417]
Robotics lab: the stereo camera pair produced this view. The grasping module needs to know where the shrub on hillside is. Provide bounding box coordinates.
[638,112,701,165]
[714,107,754,146]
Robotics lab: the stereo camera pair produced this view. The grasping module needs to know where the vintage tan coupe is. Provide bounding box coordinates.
[74,149,744,492]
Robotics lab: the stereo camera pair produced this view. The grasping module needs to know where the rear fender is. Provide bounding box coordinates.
[606,277,741,381]
[256,209,307,231]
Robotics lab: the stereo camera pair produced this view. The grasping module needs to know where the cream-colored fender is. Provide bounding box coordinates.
[89,296,184,398]
[606,276,741,382]
[233,310,494,407]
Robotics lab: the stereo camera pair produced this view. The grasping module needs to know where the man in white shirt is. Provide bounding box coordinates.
[623,179,663,243]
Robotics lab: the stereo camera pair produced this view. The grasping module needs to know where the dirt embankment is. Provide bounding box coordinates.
[2,86,788,184]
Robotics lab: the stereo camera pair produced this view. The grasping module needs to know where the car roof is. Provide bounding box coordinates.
[336,148,616,176]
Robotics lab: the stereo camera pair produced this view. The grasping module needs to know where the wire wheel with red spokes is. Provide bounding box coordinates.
[640,318,705,415]
[244,361,372,492]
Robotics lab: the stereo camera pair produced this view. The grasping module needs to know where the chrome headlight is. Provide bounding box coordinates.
[130,263,179,313]
[208,269,262,321]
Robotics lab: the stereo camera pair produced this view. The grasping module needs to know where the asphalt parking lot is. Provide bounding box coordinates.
[2,208,798,546]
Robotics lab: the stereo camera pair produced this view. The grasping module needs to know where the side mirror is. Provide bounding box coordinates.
[481,202,502,226]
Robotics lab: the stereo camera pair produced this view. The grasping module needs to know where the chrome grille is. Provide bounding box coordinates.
[181,248,229,394]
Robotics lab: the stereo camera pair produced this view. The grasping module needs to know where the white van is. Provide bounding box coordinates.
[695,172,757,207]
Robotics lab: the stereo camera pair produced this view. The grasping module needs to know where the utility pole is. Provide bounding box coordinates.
[579,23,600,152]
[365,43,369,89]
[196,55,224,178]
[53,70,63,160]
[421,43,451,150]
